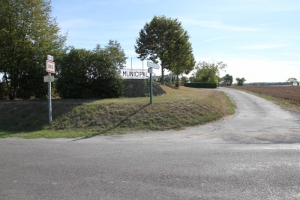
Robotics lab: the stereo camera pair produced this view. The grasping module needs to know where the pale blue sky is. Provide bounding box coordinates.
[51,0,300,83]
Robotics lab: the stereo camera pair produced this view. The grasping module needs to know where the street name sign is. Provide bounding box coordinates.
[147,61,160,69]
[44,75,54,82]
[47,55,54,61]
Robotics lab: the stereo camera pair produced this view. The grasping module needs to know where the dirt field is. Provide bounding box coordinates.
[232,86,300,106]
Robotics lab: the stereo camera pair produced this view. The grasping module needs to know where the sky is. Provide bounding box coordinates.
[50,0,300,83]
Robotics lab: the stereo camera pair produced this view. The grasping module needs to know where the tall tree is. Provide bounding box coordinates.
[135,15,193,84]
[166,34,195,87]
[0,0,67,99]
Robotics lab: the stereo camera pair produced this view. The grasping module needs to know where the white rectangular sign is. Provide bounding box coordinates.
[46,60,55,73]
[47,55,54,61]
[119,69,149,79]
[44,75,54,82]
[147,61,160,69]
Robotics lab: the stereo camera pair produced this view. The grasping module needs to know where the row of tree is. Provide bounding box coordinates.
[134,16,247,87]
[163,66,245,86]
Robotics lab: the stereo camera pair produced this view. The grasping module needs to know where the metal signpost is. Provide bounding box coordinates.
[45,55,55,123]
[147,61,160,104]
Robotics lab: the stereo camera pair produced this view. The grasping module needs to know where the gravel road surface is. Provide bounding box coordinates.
[1,88,300,199]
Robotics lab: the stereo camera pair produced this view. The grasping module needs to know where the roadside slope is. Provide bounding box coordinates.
[121,87,300,144]
[0,86,235,138]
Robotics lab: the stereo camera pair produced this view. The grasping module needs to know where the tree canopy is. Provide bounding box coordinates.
[104,40,127,70]
[236,77,246,86]
[287,77,297,82]
[0,0,67,99]
[193,61,227,85]
[55,45,124,99]
[135,15,195,84]
[167,37,195,87]
[222,74,233,86]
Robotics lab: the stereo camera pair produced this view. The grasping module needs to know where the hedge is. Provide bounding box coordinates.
[184,82,217,88]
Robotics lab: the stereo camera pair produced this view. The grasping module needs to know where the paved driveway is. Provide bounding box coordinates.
[1,88,300,199]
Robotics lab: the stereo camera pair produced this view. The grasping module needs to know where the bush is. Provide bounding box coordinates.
[184,82,217,88]
[90,71,124,98]
[56,48,124,99]
[16,68,47,99]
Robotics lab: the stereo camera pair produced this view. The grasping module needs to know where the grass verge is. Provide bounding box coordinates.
[0,86,235,138]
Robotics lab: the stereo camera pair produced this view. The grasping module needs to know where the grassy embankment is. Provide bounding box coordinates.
[0,85,235,138]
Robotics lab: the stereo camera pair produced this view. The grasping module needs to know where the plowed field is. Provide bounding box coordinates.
[233,86,300,106]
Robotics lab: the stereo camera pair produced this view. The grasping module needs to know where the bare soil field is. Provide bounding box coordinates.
[232,86,300,106]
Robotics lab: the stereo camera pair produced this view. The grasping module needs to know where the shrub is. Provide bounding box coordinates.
[56,48,124,99]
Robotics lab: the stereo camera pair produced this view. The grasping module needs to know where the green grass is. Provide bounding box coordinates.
[0,86,236,138]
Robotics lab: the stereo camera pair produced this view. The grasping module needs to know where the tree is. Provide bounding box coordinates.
[222,74,233,86]
[104,40,127,70]
[193,61,227,85]
[287,77,297,85]
[56,46,123,99]
[135,15,193,84]
[167,37,195,87]
[236,77,246,86]
[0,0,67,99]
[287,77,297,82]
[56,48,92,98]
[181,76,189,85]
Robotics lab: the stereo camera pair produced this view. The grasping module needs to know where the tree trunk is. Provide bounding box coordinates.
[161,67,164,85]
[3,73,14,100]
[176,74,179,87]
[8,87,14,100]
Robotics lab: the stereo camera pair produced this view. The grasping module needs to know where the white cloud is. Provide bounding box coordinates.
[256,22,281,27]
[182,19,259,32]
[200,37,226,43]
[239,44,287,50]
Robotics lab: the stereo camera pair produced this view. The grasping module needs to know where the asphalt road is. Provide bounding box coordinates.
[1,88,300,200]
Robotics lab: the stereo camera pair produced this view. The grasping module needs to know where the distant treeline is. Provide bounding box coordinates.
[243,82,291,86]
